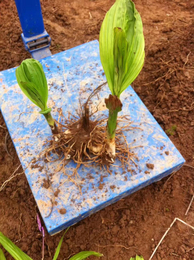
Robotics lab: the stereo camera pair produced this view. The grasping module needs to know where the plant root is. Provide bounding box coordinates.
[44,113,138,174]
[0,164,23,192]
[5,132,13,158]
[149,218,194,260]
[41,106,139,217]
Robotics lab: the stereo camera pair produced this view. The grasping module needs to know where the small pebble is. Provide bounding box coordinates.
[146,163,154,170]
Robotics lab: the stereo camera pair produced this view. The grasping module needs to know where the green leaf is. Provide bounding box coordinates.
[15,58,50,113]
[53,227,70,260]
[113,27,127,96]
[130,255,144,260]
[0,232,32,260]
[99,0,145,97]
[69,251,103,260]
[0,248,6,260]
[19,81,46,111]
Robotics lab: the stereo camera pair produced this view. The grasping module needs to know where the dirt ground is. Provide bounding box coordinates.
[0,0,194,259]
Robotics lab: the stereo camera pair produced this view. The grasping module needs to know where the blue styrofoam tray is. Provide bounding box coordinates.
[0,40,185,235]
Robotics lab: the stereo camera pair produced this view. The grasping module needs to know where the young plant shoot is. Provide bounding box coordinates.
[15,59,58,134]
[130,256,144,260]
[99,0,145,158]
[0,231,102,260]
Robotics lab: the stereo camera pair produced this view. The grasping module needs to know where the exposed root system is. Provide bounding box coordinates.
[44,110,139,174]
[43,83,140,175]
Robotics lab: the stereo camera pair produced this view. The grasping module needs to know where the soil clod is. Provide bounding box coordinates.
[59,208,67,215]
[146,163,154,170]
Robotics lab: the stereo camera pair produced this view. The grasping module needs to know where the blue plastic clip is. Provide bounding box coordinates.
[15,0,51,59]
[21,30,51,60]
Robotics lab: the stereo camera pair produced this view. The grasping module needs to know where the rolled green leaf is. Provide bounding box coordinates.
[15,59,57,132]
[99,0,145,157]
[15,59,49,113]
[0,232,32,260]
[99,0,145,97]
[69,251,103,260]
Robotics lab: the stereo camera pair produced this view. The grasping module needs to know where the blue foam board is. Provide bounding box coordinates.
[0,40,185,235]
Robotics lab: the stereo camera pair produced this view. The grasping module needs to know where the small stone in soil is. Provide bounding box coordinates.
[165,151,169,155]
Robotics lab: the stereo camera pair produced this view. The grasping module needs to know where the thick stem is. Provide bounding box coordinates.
[105,94,122,157]
[106,137,116,157]
[43,112,58,134]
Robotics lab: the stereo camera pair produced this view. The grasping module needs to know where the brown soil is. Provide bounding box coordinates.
[0,0,194,260]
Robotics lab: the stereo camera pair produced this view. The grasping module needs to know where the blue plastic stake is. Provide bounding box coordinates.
[15,0,51,59]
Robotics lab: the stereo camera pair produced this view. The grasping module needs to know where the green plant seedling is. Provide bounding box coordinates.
[53,227,103,260]
[99,0,145,158]
[166,125,177,136]
[0,232,32,260]
[0,231,102,260]
[130,255,144,260]
[53,227,70,260]
[15,58,58,134]
[69,251,103,260]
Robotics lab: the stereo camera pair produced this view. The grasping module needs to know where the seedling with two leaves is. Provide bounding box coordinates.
[0,230,102,260]
[16,58,58,134]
